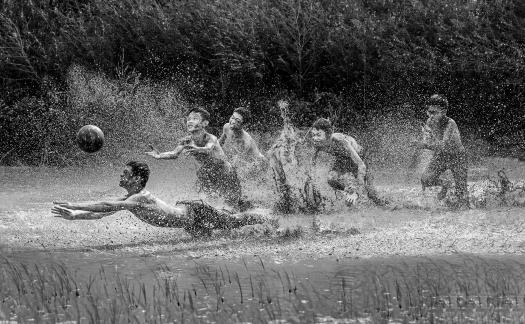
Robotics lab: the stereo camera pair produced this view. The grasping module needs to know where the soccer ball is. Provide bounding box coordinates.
[77,125,104,153]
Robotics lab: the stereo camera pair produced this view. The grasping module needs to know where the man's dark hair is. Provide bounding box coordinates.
[426,94,448,110]
[312,118,332,133]
[188,107,210,121]
[126,161,150,188]
[233,106,251,124]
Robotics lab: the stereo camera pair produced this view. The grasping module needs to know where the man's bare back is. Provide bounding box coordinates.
[52,161,276,236]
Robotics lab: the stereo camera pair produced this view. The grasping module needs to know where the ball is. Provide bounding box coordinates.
[77,125,104,153]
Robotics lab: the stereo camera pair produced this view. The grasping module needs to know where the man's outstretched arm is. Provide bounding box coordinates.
[53,200,140,213]
[185,136,218,155]
[52,205,117,220]
[339,139,366,185]
[218,123,229,146]
[145,144,184,159]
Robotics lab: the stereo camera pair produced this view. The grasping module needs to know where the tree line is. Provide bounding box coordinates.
[1,0,524,165]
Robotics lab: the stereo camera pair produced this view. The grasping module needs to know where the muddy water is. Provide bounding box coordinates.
[3,247,525,319]
[2,161,525,321]
[0,160,525,306]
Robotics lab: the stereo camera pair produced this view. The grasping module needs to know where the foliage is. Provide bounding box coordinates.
[1,0,524,164]
[0,65,188,165]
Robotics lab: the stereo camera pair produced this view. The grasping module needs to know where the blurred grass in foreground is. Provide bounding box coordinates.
[1,251,525,323]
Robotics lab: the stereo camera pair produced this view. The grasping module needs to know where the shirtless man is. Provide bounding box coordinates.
[219,107,267,166]
[52,161,275,236]
[412,94,468,207]
[145,107,247,210]
[310,118,386,207]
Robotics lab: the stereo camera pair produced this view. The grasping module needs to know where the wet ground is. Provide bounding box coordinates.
[1,157,524,256]
[1,157,525,322]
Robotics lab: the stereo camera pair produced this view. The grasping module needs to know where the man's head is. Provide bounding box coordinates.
[120,161,150,190]
[187,107,210,133]
[311,118,332,147]
[229,107,251,130]
[425,94,448,124]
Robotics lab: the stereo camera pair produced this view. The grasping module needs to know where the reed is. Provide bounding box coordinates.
[1,252,525,323]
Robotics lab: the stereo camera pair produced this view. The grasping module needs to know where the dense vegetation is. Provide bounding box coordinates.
[1,0,524,165]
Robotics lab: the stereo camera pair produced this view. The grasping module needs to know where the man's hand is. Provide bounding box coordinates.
[183,144,205,155]
[343,189,359,207]
[145,144,160,159]
[52,205,81,220]
[277,99,289,110]
[53,201,73,209]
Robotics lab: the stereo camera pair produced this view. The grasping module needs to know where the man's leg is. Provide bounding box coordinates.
[450,152,469,207]
[196,166,215,196]
[327,170,346,191]
[181,201,275,234]
[363,171,389,206]
[216,164,249,211]
[269,151,294,213]
[352,151,388,206]
[327,170,359,206]
[421,154,449,199]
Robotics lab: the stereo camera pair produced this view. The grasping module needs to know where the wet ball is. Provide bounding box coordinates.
[77,125,104,153]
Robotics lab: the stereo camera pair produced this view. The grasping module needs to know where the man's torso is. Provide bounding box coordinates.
[126,191,190,228]
[327,133,364,159]
[222,125,257,162]
[180,132,229,166]
[425,116,465,154]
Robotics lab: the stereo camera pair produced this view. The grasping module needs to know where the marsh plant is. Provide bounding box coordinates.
[1,253,525,323]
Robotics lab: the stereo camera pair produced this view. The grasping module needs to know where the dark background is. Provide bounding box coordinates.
[1,0,524,165]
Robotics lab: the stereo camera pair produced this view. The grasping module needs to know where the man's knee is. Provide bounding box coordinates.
[327,171,345,191]
[421,170,439,188]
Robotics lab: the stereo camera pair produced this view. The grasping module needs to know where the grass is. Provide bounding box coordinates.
[1,251,525,323]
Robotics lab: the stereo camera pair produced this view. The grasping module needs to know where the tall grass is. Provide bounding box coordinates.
[1,252,524,323]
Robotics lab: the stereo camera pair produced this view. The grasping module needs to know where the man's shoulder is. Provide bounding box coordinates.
[331,132,355,142]
[242,129,256,140]
[126,190,154,202]
[440,116,458,131]
[178,135,193,145]
[222,123,232,131]
[445,116,457,126]
[205,132,219,142]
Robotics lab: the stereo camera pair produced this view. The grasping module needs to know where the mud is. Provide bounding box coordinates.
[1,157,524,263]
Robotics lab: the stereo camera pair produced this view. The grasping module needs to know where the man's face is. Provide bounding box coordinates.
[119,166,136,188]
[187,112,208,133]
[426,105,445,125]
[311,128,328,148]
[229,112,244,130]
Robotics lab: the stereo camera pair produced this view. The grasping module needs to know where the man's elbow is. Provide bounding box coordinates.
[358,164,366,177]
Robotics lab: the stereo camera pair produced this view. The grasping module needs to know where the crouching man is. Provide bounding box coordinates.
[412,94,469,208]
[309,118,387,207]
